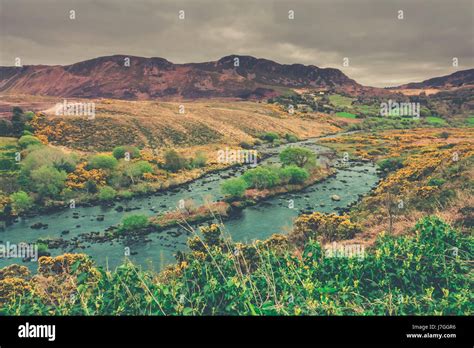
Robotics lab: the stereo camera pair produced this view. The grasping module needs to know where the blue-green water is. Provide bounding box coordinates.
[0,139,378,272]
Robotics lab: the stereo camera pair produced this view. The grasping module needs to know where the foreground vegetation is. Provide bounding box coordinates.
[0,216,471,315]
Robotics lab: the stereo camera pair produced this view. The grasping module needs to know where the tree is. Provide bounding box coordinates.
[98,186,116,201]
[18,135,42,149]
[9,191,33,214]
[221,178,248,198]
[87,155,118,170]
[279,147,317,168]
[163,149,188,172]
[30,165,67,198]
[125,161,153,184]
[112,146,140,160]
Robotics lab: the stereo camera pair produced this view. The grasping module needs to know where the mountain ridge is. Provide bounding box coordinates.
[0,54,360,100]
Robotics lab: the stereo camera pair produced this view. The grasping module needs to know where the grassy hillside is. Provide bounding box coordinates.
[1,95,342,152]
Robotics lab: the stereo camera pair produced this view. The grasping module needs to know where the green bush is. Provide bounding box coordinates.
[87,155,118,170]
[279,165,309,184]
[241,166,280,189]
[284,133,299,143]
[98,186,116,201]
[427,177,446,187]
[260,132,279,142]
[112,146,140,160]
[377,157,404,173]
[118,190,134,199]
[18,135,42,149]
[125,161,153,184]
[191,152,207,168]
[21,147,77,175]
[221,178,248,198]
[163,150,188,172]
[120,214,149,232]
[9,191,34,214]
[30,165,67,198]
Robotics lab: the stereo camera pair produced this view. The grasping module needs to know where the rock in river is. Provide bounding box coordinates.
[331,194,341,201]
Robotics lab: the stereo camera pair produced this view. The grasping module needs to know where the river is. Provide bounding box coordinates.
[0,137,379,272]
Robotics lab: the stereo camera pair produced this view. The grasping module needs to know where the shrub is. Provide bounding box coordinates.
[377,157,404,173]
[85,180,98,194]
[242,166,280,189]
[290,212,362,246]
[163,149,188,172]
[279,165,309,184]
[439,131,450,139]
[221,178,248,198]
[118,190,134,199]
[37,243,49,256]
[30,165,67,198]
[260,132,279,142]
[125,161,154,184]
[87,155,118,170]
[18,135,42,149]
[21,147,77,175]
[191,152,207,168]
[427,177,446,187]
[131,183,152,195]
[9,191,33,214]
[98,186,116,201]
[284,133,299,142]
[120,214,149,232]
[272,139,282,146]
[112,146,140,160]
[279,147,317,168]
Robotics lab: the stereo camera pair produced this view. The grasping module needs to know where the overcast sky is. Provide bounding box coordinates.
[1,0,473,87]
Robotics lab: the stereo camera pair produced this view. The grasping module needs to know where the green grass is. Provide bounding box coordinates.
[328,94,354,108]
[335,111,357,119]
[425,116,447,125]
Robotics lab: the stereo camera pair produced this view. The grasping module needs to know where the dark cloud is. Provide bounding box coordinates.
[1,0,473,86]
